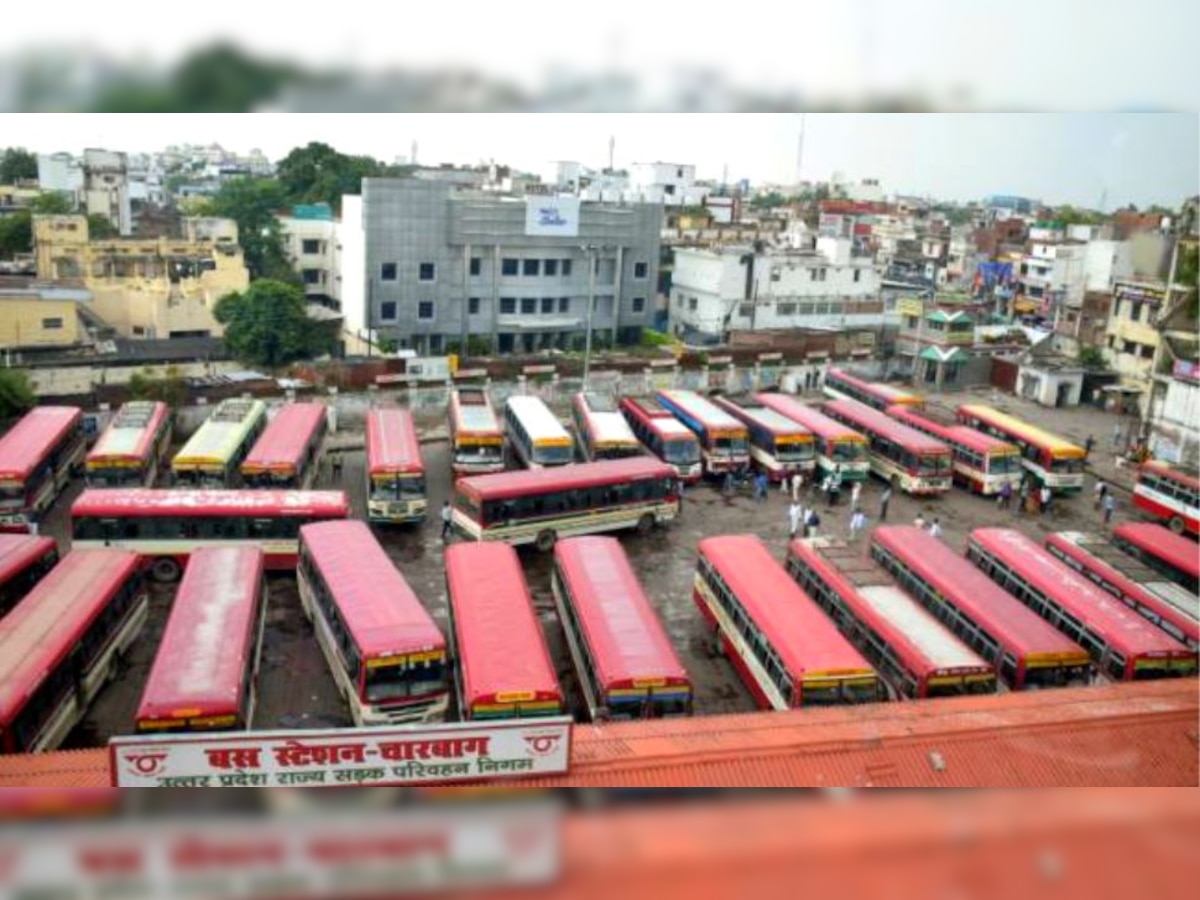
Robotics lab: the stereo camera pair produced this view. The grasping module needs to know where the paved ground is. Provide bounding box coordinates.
[48,387,1170,747]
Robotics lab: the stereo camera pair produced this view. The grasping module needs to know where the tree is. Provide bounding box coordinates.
[1077,346,1105,368]
[0,369,36,420]
[214,280,335,368]
[27,192,73,214]
[0,148,38,184]
[1055,205,1104,227]
[127,366,187,407]
[275,142,394,213]
[198,177,294,281]
[0,212,32,259]
[87,213,119,239]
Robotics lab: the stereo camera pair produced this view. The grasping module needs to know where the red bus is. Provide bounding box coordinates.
[552,536,692,721]
[240,403,328,490]
[298,520,449,725]
[85,401,172,488]
[710,396,816,482]
[785,537,996,699]
[0,533,58,619]
[444,543,565,720]
[618,395,703,483]
[1045,531,1198,652]
[1111,522,1199,595]
[0,550,147,753]
[1132,461,1199,535]
[822,399,953,494]
[448,388,505,476]
[966,528,1197,681]
[0,406,85,533]
[886,405,1021,496]
[870,526,1092,690]
[956,404,1085,493]
[694,535,882,709]
[755,393,870,482]
[572,392,644,462]
[654,389,749,476]
[70,489,350,581]
[823,368,924,411]
[135,547,268,733]
[452,457,679,551]
[366,408,426,524]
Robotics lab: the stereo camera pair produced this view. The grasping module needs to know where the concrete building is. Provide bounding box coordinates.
[1103,277,1169,410]
[36,152,83,201]
[668,236,881,340]
[1146,363,1199,466]
[0,285,91,350]
[627,162,709,206]
[346,179,661,355]
[278,205,342,304]
[81,149,132,236]
[1016,339,1086,408]
[32,214,249,340]
[896,305,976,388]
[1084,239,1134,292]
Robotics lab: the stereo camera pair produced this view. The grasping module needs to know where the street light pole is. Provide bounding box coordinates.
[582,244,596,389]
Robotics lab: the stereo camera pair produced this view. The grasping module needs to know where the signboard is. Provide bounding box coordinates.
[525,196,580,237]
[897,297,925,318]
[109,719,573,787]
[1173,359,1200,384]
[0,804,562,897]
[757,352,783,363]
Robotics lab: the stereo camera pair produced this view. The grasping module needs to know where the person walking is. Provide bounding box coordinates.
[755,471,769,503]
[805,508,821,538]
[440,500,453,540]
[723,469,734,496]
[1017,480,1029,516]
[1040,484,1052,517]
[1111,421,1122,451]
[914,513,927,531]
[792,471,803,502]
[928,517,943,540]
[998,479,1013,511]
[879,485,892,522]
[789,500,804,538]
[1084,434,1095,460]
[781,472,792,497]
[850,480,862,509]
[849,507,867,541]
[1103,492,1116,525]
[1093,479,1107,511]
[829,467,843,508]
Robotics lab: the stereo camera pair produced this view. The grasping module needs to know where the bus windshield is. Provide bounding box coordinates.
[1051,456,1083,473]
[0,485,27,505]
[370,475,426,500]
[713,435,748,455]
[774,439,814,463]
[831,441,865,461]
[596,446,643,461]
[243,471,295,488]
[988,453,1020,474]
[918,454,952,476]
[532,443,574,465]
[607,695,690,720]
[173,469,224,488]
[86,466,143,486]
[454,443,503,463]
[364,657,449,702]
[663,439,701,465]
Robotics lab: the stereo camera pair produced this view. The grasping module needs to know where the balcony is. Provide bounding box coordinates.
[496,314,584,331]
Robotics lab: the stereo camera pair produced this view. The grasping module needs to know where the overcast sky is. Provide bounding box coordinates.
[8,113,1197,209]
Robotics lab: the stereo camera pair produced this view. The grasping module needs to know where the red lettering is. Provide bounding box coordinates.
[78,847,144,876]
[306,834,447,864]
[170,837,285,870]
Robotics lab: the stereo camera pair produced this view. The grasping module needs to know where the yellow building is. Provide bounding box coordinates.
[1104,278,1167,403]
[0,286,88,349]
[32,214,250,339]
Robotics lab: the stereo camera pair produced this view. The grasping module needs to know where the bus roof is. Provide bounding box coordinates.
[173,400,266,468]
[957,405,1084,457]
[457,457,675,503]
[451,390,501,435]
[713,397,812,438]
[622,396,675,419]
[0,550,141,724]
[241,403,326,472]
[136,547,265,722]
[1138,460,1200,490]
[969,528,1191,657]
[755,394,867,443]
[1113,523,1200,582]
[0,407,82,481]
[828,369,923,404]
[554,536,689,689]
[0,534,57,585]
[886,406,1017,455]
[86,402,169,464]
[655,390,745,432]
[366,408,424,476]
[576,394,639,445]
[506,396,572,442]
[790,538,990,674]
[71,489,350,519]
[444,543,561,706]
[621,398,696,440]
[300,520,444,658]
[823,399,951,455]
[698,535,873,678]
[872,526,1086,658]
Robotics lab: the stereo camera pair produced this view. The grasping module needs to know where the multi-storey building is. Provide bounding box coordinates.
[279,205,342,304]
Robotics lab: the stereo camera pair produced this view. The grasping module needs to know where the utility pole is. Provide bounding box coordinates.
[795,114,806,186]
[583,246,597,389]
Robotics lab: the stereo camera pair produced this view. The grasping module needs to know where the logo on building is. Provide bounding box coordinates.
[525,197,580,237]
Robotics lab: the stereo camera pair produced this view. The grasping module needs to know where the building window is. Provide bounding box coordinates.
[470,257,481,276]
[500,297,516,314]
[502,258,519,276]
[380,262,397,281]
[738,303,753,319]
[380,301,397,321]
[1139,343,1155,360]
[468,297,481,315]
[41,317,64,329]
[777,303,797,316]
[558,297,570,313]
[561,259,573,277]
[631,296,646,313]
[595,258,616,284]
[688,297,698,312]
[523,259,540,276]
[302,269,322,284]
[430,335,443,353]
[541,297,555,314]
[301,239,321,254]
[498,333,514,353]
[418,301,435,320]
[634,261,649,279]
[544,259,558,276]
[419,262,436,281]
[853,269,861,282]
[521,297,537,314]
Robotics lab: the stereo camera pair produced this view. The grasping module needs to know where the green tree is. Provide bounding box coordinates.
[198,177,294,280]
[0,148,38,184]
[86,213,119,239]
[127,366,187,406]
[0,369,36,419]
[214,279,335,368]
[0,211,32,259]
[27,192,73,214]
[1077,346,1105,368]
[276,142,394,213]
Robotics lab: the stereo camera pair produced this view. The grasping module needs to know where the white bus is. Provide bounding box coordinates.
[504,396,574,469]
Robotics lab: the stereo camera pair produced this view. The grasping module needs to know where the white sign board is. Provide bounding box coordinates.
[109,719,573,787]
[525,196,580,237]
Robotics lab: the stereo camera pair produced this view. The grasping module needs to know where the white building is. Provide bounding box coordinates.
[279,214,342,302]
[1083,239,1134,292]
[548,160,709,206]
[81,149,132,235]
[36,152,83,198]
[339,195,366,338]
[669,236,881,338]
[1019,237,1088,307]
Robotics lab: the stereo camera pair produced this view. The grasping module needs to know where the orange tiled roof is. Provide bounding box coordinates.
[0,681,1195,787]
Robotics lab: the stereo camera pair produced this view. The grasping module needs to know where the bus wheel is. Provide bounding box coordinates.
[1168,516,1186,535]
[535,530,558,553]
[150,556,182,583]
[636,513,655,535]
